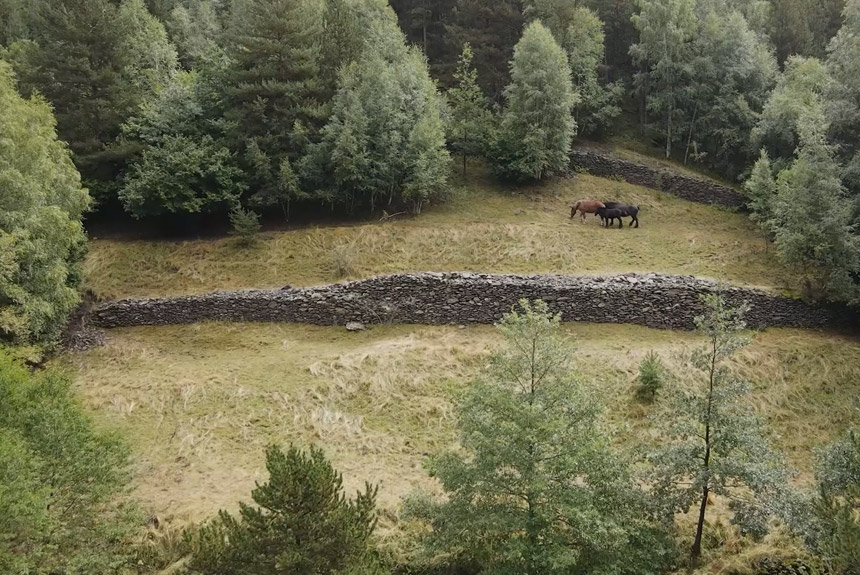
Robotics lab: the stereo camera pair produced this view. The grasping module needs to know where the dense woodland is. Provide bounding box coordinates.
[2,0,860,573]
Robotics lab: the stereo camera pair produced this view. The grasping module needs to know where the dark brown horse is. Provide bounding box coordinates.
[602,201,640,228]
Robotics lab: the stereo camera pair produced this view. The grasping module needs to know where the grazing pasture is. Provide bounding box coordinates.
[61,321,860,566]
[83,169,790,300]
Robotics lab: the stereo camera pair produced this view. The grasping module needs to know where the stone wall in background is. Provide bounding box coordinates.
[570,147,746,208]
[90,273,846,331]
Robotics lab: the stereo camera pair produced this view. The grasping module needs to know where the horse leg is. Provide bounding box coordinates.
[617,217,623,229]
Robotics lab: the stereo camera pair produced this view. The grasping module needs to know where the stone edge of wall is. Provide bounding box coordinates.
[89,272,848,332]
[570,147,746,208]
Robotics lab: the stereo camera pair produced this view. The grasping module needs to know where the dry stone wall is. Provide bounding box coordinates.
[570,147,746,208]
[91,273,846,331]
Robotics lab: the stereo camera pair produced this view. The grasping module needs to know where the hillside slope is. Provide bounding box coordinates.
[84,168,792,299]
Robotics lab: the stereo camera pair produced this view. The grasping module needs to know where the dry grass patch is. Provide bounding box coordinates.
[84,169,791,299]
[60,321,860,541]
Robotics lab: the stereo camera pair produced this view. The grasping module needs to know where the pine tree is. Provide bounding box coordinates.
[447,43,492,175]
[807,421,860,574]
[9,0,175,197]
[647,294,791,561]
[492,21,577,182]
[0,61,90,346]
[223,0,326,205]
[407,300,676,575]
[445,0,524,102]
[744,149,778,231]
[188,444,379,575]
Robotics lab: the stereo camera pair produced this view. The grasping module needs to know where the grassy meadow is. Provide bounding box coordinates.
[67,166,860,573]
[83,168,791,299]
[61,321,860,570]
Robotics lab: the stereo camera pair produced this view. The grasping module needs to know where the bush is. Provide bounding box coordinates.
[229,205,261,246]
[0,350,137,573]
[329,239,359,279]
[636,350,665,402]
[187,444,379,575]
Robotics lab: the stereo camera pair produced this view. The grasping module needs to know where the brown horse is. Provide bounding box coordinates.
[570,199,605,223]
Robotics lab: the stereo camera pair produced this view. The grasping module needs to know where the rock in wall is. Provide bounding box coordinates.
[91,273,845,331]
[570,147,746,208]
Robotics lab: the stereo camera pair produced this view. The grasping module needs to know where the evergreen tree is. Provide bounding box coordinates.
[565,7,623,137]
[806,421,860,574]
[406,300,675,575]
[188,444,379,575]
[630,0,696,159]
[0,61,90,347]
[445,0,524,102]
[9,0,175,198]
[165,0,227,69]
[647,294,791,561]
[744,149,778,230]
[389,0,456,79]
[447,43,493,175]
[319,23,450,214]
[492,21,577,182]
[769,115,860,303]
[222,0,326,207]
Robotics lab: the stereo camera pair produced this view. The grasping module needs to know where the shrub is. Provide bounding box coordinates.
[636,350,665,402]
[329,238,359,279]
[187,444,379,575]
[229,205,261,246]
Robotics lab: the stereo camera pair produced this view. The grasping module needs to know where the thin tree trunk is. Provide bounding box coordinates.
[684,103,698,165]
[666,100,673,159]
[692,338,718,560]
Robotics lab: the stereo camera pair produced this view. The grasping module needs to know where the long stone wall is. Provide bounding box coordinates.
[90,273,846,331]
[570,147,746,208]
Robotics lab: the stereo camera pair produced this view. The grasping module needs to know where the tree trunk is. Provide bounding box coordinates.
[691,484,709,559]
[666,100,673,159]
[684,103,698,165]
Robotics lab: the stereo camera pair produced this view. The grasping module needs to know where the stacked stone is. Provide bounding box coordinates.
[91,272,845,330]
[570,148,746,208]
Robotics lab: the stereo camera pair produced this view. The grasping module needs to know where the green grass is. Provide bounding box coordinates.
[84,167,792,299]
[60,321,860,572]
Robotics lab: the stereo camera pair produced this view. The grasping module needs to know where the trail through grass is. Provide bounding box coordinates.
[85,170,791,299]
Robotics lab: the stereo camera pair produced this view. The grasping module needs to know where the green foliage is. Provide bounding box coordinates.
[444,0,523,102]
[630,0,696,159]
[681,9,777,176]
[319,24,450,214]
[223,0,326,198]
[769,117,860,303]
[0,350,137,574]
[229,205,262,245]
[447,43,493,175]
[636,350,665,402]
[187,444,379,575]
[751,56,830,165]
[406,300,676,575]
[808,423,860,574]
[491,21,577,182]
[646,294,791,560]
[121,135,246,217]
[0,61,90,347]
[8,0,176,194]
[826,0,860,195]
[565,7,623,137]
[744,149,778,230]
[165,0,226,69]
